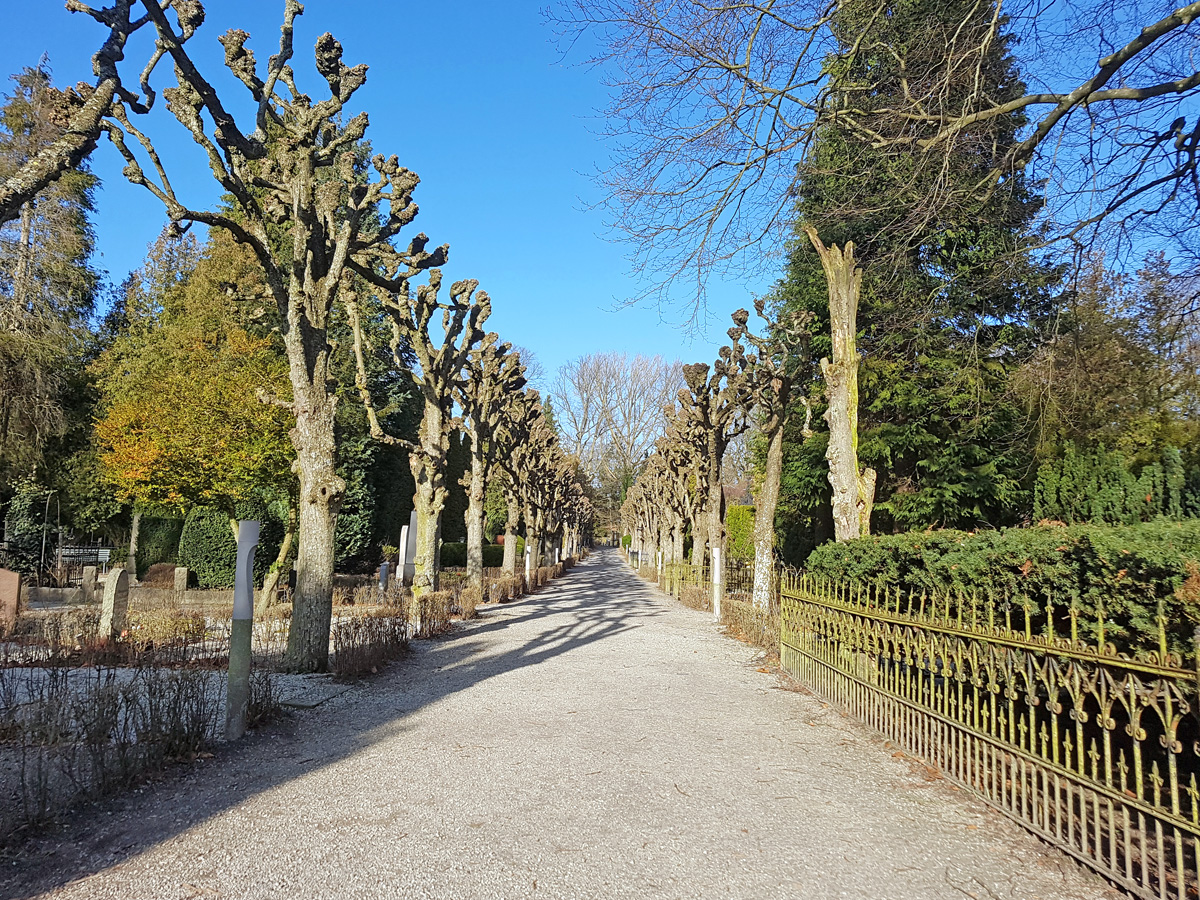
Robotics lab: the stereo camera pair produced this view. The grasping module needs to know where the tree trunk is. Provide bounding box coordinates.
[671,519,684,564]
[9,201,33,327]
[284,358,344,673]
[410,406,447,597]
[126,508,141,582]
[503,494,520,574]
[805,226,877,543]
[751,417,784,610]
[256,502,296,616]
[464,438,486,590]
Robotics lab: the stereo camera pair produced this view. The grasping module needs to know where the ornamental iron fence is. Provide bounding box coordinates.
[781,572,1200,900]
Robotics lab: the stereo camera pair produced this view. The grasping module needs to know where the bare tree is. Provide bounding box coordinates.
[350,275,490,597]
[551,351,680,520]
[552,0,1200,315]
[674,317,755,569]
[457,337,526,590]
[0,0,164,224]
[76,1,466,669]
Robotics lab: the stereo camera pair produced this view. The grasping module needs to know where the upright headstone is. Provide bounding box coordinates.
[379,560,390,593]
[99,567,130,639]
[397,523,409,586]
[173,566,189,597]
[226,520,259,742]
[81,566,98,603]
[402,511,417,585]
[0,568,20,635]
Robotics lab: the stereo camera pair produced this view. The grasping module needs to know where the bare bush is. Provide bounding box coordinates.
[0,663,220,840]
[331,607,409,677]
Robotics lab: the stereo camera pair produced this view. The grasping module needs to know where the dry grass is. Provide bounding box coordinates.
[679,584,712,612]
[721,596,780,655]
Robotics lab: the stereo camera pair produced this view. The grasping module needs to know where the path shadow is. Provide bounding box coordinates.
[0,550,665,900]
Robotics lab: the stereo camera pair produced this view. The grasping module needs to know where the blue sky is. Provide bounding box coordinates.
[1,1,776,380]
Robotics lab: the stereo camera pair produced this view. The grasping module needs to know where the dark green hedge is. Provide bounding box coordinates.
[725,505,755,561]
[804,521,1200,658]
[177,502,283,589]
[136,517,184,579]
[440,542,505,568]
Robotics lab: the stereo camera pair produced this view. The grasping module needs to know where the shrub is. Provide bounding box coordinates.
[331,607,409,676]
[1034,445,1198,525]
[177,502,282,589]
[135,517,184,578]
[725,505,755,561]
[440,542,505,568]
[457,585,481,619]
[804,521,1200,657]
[622,534,632,549]
[413,591,454,639]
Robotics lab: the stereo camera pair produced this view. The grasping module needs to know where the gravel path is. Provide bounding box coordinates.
[2,550,1122,900]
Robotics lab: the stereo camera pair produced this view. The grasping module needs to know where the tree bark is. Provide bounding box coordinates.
[503,493,520,574]
[464,435,486,590]
[284,355,344,672]
[805,226,877,542]
[410,407,448,597]
[126,508,141,582]
[751,417,784,610]
[256,502,296,616]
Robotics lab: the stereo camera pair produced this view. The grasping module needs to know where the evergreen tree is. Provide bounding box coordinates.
[0,64,99,487]
[773,0,1061,548]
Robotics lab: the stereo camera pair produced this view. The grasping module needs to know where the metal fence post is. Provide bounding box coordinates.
[226,519,259,742]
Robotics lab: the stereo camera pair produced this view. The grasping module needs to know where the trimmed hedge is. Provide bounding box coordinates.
[803,521,1200,658]
[440,542,505,568]
[135,517,184,579]
[177,502,283,589]
[725,505,755,561]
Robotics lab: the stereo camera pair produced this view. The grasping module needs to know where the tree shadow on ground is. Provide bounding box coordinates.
[0,551,663,900]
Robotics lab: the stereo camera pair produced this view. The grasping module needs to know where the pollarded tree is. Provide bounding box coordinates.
[456,336,527,590]
[73,1,464,670]
[0,2,164,225]
[674,315,756,568]
[741,299,812,608]
[349,274,490,597]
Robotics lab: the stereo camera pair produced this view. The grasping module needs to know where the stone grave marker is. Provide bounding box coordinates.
[99,567,130,639]
[173,566,189,597]
[402,510,417,585]
[81,566,98,603]
[0,568,20,635]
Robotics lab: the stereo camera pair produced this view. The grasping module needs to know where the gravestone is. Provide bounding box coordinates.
[99,567,130,639]
[402,510,417,585]
[81,566,98,603]
[173,566,189,596]
[0,568,20,635]
[396,524,409,586]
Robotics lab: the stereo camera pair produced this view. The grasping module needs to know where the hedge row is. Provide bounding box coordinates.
[439,542,508,568]
[803,521,1200,658]
[177,503,284,589]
